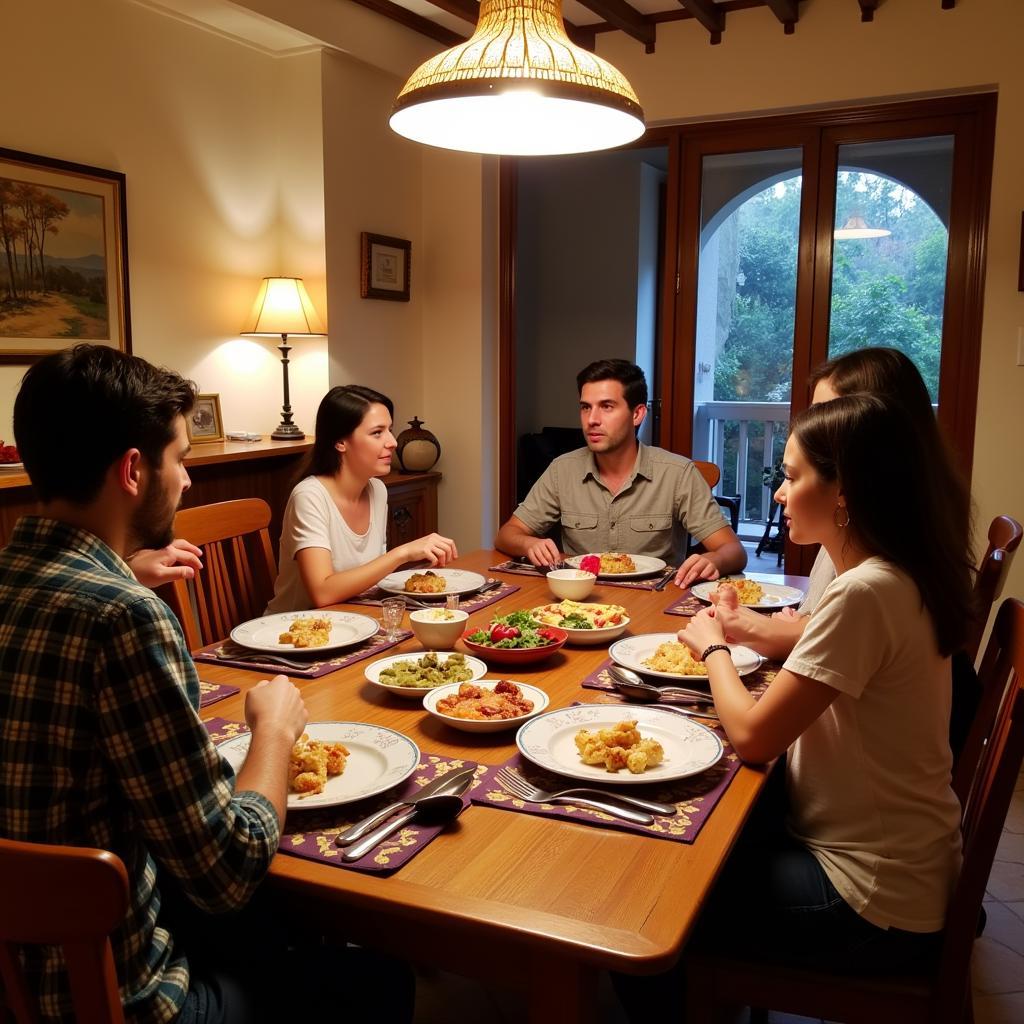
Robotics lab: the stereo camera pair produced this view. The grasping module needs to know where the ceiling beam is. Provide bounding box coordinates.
[678,0,724,45]
[348,0,465,45]
[858,0,878,22]
[424,0,597,51]
[765,0,798,34]
[575,0,657,52]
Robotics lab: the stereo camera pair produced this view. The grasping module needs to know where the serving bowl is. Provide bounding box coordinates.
[460,626,568,666]
[409,608,470,649]
[423,679,550,733]
[546,568,596,601]
[364,650,487,699]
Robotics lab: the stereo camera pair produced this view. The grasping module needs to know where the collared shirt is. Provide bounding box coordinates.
[513,443,726,562]
[0,518,280,1024]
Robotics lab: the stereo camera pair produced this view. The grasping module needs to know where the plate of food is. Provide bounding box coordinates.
[689,577,805,609]
[217,721,420,809]
[609,633,761,682]
[423,679,549,733]
[460,611,567,665]
[0,462,24,472]
[515,704,723,785]
[229,610,379,653]
[364,650,487,699]
[565,552,666,579]
[376,568,487,598]
[528,600,630,645]
[0,441,21,470]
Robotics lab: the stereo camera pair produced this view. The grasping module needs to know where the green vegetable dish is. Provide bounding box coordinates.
[378,651,472,689]
[466,610,562,649]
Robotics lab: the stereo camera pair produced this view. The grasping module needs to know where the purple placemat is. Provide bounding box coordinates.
[348,582,521,615]
[471,747,742,844]
[203,717,482,875]
[662,591,705,617]
[489,559,667,591]
[581,658,776,700]
[193,629,414,677]
[198,680,240,708]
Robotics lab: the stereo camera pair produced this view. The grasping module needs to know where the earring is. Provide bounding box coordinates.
[833,505,850,529]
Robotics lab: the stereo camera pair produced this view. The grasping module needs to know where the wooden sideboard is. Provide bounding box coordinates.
[0,439,440,555]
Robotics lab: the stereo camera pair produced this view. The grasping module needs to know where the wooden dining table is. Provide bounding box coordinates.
[197,551,806,1022]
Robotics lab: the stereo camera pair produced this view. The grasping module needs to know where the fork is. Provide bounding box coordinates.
[211,646,317,670]
[495,767,676,818]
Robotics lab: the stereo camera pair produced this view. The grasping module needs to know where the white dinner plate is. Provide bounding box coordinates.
[565,553,667,579]
[423,680,550,733]
[609,633,762,682]
[0,462,24,472]
[516,704,723,785]
[364,651,487,699]
[217,721,420,810]
[376,568,487,599]
[229,610,379,654]
[689,577,805,609]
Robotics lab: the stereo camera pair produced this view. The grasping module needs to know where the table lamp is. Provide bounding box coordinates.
[240,277,326,440]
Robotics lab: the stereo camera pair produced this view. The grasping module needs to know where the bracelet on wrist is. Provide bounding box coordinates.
[701,644,731,663]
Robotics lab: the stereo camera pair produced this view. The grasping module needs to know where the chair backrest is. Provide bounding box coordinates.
[966,515,1023,660]
[692,460,721,489]
[0,838,129,1024]
[162,498,277,649]
[937,598,1024,1016]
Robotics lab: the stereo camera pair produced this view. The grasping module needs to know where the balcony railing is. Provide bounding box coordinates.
[692,400,790,526]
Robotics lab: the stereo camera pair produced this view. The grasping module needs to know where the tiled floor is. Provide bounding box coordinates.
[413,760,1024,1023]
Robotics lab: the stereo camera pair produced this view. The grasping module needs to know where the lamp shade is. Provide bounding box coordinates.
[240,277,326,336]
[834,214,891,240]
[389,0,645,156]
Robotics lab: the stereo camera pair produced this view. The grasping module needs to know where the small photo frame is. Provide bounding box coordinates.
[360,232,411,302]
[187,394,224,444]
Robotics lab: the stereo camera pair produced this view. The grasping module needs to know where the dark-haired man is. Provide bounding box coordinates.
[496,358,746,587]
[0,345,312,1022]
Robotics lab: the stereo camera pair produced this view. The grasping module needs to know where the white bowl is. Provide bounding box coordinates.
[422,679,550,733]
[528,603,631,646]
[364,651,487,699]
[546,568,596,601]
[409,607,470,649]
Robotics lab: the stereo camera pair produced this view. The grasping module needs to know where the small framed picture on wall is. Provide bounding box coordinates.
[360,232,411,302]
[187,394,224,444]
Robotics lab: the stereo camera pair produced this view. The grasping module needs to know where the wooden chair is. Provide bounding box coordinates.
[965,514,1022,661]
[686,597,1024,1024]
[692,460,721,489]
[0,838,129,1024]
[161,498,278,649]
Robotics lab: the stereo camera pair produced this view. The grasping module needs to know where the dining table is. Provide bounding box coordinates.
[196,550,808,1023]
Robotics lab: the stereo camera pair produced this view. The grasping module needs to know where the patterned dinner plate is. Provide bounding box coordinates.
[689,577,805,609]
[565,553,667,579]
[217,721,420,810]
[376,568,487,598]
[515,704,723,785]
[229,610,379,654]
[609,633,762,682]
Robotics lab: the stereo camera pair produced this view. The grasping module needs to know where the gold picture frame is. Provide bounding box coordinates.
[187,394,224,444]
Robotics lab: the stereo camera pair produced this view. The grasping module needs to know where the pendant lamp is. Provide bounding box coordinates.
[389,0,646,156]
[834,214,891,239]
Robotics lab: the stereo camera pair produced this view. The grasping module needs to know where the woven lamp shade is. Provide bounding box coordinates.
[390,0,645,156]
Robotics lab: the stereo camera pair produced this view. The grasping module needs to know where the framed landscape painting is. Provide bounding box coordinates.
[0,147,130,364]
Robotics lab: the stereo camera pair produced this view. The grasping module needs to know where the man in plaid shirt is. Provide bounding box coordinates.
[0,346,309,1022]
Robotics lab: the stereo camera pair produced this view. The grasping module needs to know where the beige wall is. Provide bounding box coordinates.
[600,0,1024,608]
[1,0,328,442]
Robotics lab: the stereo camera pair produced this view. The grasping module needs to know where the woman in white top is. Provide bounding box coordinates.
[266,385,456,613]
[673,393,974,976]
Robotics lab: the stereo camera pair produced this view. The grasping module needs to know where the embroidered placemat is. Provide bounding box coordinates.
[348,582,521,615]
[193,629,414,678]
[471,746,742,845]
[198,680,240,708]
[489,559,668,591]
[662,591,705,617]
[580,658,777,700]
[203,717,481,875]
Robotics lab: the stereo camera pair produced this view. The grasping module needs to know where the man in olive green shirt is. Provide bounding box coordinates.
[496,360,746,588]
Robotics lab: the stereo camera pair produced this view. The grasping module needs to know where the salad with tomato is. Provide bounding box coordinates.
[465,610,563,650]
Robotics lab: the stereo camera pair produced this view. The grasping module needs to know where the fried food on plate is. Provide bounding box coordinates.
[598,552,637,574]
[716,578,765,605]
[574,720,664,774]
[436,680,534,720]
[278,616,331,648]
[405,570,446,594]
[289,733,349,795]
[642,641,709,676]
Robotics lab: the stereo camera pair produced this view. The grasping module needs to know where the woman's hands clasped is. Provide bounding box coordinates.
[677,606,728,661]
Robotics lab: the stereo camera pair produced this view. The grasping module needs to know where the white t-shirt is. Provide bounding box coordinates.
[783,557,962,932]
[266,476,388,614]
[798,546,837,614]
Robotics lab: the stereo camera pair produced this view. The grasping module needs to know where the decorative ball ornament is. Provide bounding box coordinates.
[396,417,441,472]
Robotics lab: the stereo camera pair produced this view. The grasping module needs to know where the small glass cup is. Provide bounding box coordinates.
[381,597,405,640]
[445,593,460,612]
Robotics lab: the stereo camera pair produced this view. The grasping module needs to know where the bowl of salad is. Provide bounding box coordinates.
[460,611,568,665]
[528,600,630,646]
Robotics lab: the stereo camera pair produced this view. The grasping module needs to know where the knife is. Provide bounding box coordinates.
[653,569,676,591]
[341,768,475,862]
[475,579,504,596]
[335,765,476,847]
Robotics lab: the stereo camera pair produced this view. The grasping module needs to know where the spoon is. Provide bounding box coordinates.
[609,664,715,704]
[341,793,465,863]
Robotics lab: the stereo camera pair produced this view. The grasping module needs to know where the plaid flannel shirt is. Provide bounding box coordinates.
[0,518,280,1023]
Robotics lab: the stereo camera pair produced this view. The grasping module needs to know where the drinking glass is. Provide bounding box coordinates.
[381,597,405,640]
[445,594,460,612]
